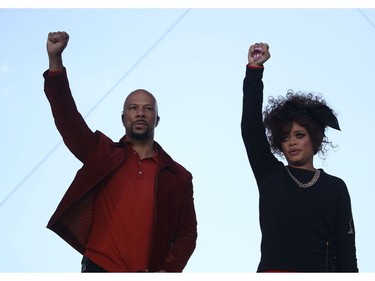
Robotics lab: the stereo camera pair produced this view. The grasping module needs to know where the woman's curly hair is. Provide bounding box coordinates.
[263,90,336,158]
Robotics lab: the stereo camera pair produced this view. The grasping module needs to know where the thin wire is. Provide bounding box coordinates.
[0,141,62,208]
[0,9,191,209]
[83,9,191,118]
[358,9,375,30]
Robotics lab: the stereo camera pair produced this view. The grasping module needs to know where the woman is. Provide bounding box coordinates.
[241,42,358,272]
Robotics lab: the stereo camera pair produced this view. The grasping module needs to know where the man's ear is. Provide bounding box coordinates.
[156,116,160,127]
[121,113,125,126]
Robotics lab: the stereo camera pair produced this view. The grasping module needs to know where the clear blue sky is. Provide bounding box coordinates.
[1,4,375,273]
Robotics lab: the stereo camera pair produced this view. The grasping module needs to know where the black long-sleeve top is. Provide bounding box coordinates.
[241,66,358,272]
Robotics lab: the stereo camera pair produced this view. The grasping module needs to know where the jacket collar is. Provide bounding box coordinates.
[118,135,179,173]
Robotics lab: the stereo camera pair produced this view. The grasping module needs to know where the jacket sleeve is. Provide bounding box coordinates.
[241,66,279,184]
[335,182,358,272]
[161,173,197,272]
[43,69,98,162]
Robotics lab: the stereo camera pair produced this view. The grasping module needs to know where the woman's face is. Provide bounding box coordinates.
[280,122,315,170]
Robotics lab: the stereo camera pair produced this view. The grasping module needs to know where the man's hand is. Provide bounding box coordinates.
[47,31,69,56]
[248,42,270,67]
[47,31,69,71]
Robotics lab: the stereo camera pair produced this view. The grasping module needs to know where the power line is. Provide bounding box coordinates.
[358,9,375,30]
[0,141,63,208]
[0,9,191,208]
[83,9,191,119]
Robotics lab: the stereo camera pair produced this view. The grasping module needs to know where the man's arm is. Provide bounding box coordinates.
[44,31,98,162]
[161,176,197,272]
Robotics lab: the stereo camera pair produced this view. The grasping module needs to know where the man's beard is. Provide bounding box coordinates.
[127,124,153,141]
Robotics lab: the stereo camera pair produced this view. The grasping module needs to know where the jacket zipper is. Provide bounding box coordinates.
[145,166,162,272]
[325,241,329,272]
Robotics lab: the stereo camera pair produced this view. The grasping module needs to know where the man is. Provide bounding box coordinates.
[44,31,197,272]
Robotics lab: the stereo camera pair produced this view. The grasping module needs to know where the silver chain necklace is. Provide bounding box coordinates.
[285,166,321,188]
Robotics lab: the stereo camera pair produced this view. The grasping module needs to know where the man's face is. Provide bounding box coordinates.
[122,90,159,141]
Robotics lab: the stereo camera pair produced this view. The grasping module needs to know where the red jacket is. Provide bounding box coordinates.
[43,69,197,272]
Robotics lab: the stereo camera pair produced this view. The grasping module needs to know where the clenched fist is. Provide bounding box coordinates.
[47,31,69,71]
[47,31,69,56]
[248,42,270,67]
